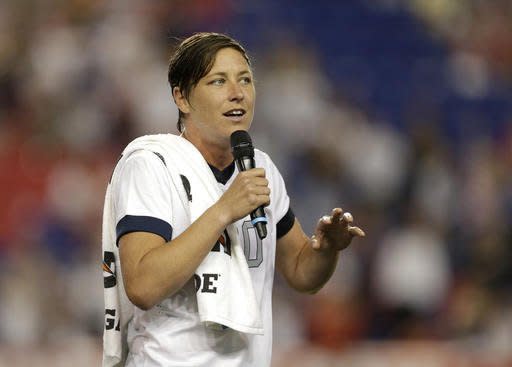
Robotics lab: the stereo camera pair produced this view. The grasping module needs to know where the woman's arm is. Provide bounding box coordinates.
[276,208,365,293]
[119,168,270,310]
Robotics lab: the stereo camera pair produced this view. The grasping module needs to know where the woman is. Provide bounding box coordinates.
[102,32,365,367]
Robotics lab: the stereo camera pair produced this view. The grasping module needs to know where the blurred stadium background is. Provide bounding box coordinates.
[1,0,511,365]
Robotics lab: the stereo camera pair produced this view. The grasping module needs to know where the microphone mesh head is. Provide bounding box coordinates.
[230,130,254,159]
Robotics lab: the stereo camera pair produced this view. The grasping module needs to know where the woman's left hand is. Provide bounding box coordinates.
[311,208,365,252]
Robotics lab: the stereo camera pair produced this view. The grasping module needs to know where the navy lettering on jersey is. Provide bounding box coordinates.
[105,308,120,331]
[103,251,117,288]
[194,273,219,294]
[211,229,231,256]
[201,273,219,293]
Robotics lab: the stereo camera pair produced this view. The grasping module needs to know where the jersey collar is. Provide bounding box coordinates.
[208,161,235,185]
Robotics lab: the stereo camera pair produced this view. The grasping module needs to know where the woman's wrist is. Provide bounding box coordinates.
[209,202,232,229]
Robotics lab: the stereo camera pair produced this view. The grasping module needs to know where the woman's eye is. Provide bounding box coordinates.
[211,79,225,86]
[241,77,252,84]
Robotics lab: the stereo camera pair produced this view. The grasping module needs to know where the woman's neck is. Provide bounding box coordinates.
[182,129,233,170]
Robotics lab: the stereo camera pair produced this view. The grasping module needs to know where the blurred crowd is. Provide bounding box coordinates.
[0,0,511,365]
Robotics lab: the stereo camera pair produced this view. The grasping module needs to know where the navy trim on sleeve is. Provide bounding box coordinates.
[276,207,295,239]
[116,215,173,245]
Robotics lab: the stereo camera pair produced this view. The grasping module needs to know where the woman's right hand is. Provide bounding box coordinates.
[214,168,270,225]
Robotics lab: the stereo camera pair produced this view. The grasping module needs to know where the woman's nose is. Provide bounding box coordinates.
[228,81,244,101]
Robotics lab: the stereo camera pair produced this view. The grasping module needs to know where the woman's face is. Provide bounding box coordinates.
[179,47,256,146]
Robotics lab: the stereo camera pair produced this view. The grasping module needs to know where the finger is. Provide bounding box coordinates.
[340,211,353,226]
[311,235,321,250]
[252,177,269,187]
[259,193,271,207]
[247,197,269,212]
[331,208,343,223]
[348,226,365,237]
[251,185,271,195]
[248,168,266,177]
[315,216,330,232]
[320,215,332,225]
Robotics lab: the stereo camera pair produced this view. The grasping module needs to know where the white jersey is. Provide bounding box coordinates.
[111,143,294,367]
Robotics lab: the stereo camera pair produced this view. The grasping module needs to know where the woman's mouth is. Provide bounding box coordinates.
[223,109,246,121]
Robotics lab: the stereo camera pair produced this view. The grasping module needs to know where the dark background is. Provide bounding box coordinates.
[1,0,511,365]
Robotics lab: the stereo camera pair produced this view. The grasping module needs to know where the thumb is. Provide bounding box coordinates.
[311,235,321,250]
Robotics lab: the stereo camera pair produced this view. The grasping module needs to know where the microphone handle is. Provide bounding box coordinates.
[235,156,254,172]
[251,208,268,239]
[235,156,268,239]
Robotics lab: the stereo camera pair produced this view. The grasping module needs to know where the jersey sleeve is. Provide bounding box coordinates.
[113,149,173,244]
[262,152,295,239]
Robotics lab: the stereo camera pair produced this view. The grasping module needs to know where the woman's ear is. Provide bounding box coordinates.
[173,87,190,114]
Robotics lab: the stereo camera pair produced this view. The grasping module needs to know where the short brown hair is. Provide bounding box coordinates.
[168,32,251,132]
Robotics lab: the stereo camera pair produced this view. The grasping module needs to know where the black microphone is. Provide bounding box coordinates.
[230,130,267,239]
